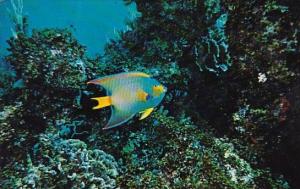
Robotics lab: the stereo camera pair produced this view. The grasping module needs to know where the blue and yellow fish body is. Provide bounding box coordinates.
[87,72,167,129]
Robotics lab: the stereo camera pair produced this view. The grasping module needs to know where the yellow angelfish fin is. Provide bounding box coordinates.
[139,108,154,120]
[153,85,165,96]
[91,96,112,110]
[136,89,148,102]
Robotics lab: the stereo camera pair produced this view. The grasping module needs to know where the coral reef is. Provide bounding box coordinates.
[4,28,103,125]
[1,133,118,188]
[100,0,299,187]
[110,112,288,188]
[8,0,28,38]
[0,28,106,182]
[6,29,98,89]
[220,1,300,186]
[1,0,299,188]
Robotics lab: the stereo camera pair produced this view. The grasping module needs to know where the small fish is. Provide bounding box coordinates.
[87,72,167,129]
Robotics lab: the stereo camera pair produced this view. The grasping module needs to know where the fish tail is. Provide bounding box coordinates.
[91,96,112,110]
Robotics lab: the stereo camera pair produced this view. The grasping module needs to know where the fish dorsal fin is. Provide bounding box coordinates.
[87,72,150,93]
[139,108,154,120]
[103,107,135,130]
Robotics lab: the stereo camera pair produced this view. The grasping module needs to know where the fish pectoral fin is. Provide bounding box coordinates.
[91,96,112,110]
[139,108,154,120]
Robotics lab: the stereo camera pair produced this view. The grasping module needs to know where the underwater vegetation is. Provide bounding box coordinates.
[1,0,300,188]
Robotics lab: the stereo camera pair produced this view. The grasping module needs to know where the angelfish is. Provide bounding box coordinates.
[87,72,167,129]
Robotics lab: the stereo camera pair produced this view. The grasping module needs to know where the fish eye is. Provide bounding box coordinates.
[146,94,152,101]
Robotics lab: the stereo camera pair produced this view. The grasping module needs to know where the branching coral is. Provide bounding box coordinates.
[7,0,28,38]
[195,0,231,73]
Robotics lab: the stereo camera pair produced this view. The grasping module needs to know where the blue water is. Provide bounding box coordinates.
[0,0,139,56]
